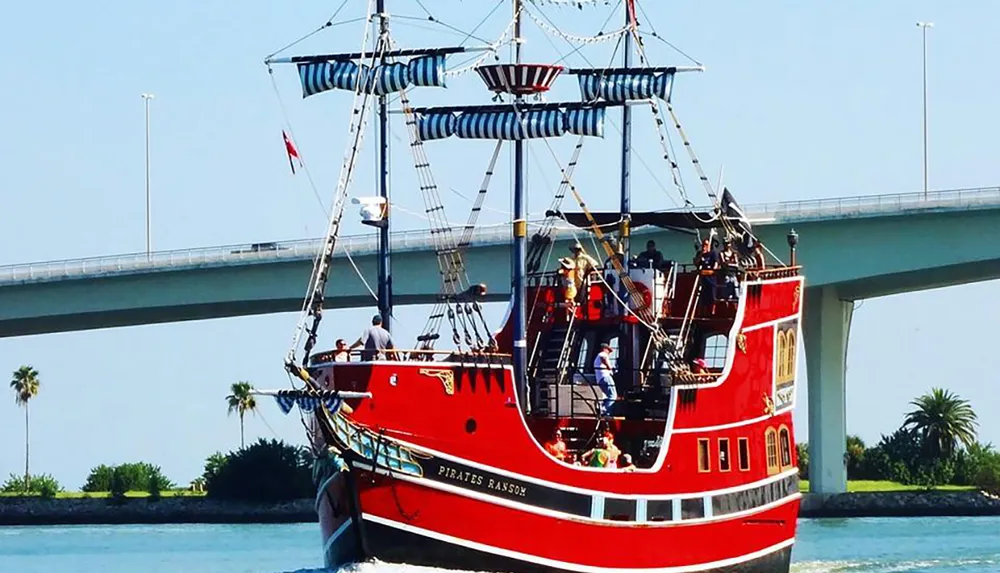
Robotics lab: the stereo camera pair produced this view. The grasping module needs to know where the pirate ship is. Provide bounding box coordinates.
[261,1,803,571]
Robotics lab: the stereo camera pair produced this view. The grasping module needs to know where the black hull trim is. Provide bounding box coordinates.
[358,518,793,573]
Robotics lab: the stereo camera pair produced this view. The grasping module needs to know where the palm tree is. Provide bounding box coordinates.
[10,365,41,491]
[226,381,257,448]
[904,388,978,459]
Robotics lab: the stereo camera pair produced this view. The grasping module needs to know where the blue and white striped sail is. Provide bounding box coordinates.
[417,107,605,142]
[577,70,674,103]
[298,54,447,98]
[273,391,343,415]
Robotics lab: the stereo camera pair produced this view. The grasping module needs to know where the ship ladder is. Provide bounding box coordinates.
[531,314,578,416]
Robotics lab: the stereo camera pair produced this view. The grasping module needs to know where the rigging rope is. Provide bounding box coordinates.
[288,0,381,368]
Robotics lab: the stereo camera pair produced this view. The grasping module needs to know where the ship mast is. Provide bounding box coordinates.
[619,1,634,259]
[512,0,528,409]
[376,0,392,330]
[620,1,637,385]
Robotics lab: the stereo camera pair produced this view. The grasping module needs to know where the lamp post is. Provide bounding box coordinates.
[786,229,799,267]
[916,22,933,200]
[141,93,154,259]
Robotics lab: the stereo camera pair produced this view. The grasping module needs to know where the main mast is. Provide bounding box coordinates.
[511,0,528,409]
[377,0,392,330]
[619,1,634,259]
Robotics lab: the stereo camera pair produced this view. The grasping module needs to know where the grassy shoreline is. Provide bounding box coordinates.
[799,480,976,493]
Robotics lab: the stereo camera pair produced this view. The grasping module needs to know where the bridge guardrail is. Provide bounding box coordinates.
[1,187,998,285]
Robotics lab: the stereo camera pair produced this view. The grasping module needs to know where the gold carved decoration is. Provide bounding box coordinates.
[737,332,747,353]
[793,284,802,311]
[419,368,455,396]
[763,394,775,416]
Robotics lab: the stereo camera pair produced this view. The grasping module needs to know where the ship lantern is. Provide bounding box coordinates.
[786,229,799,266]
[476,64,565,96]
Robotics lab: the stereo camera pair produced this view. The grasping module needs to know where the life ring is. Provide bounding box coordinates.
[632,282,652,311]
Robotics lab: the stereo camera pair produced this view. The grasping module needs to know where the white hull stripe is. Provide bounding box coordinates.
[362,512,796,573]
[352,458,801,527]
[369,429,799,500]
[315,473,339,513]
[322,518,353,556]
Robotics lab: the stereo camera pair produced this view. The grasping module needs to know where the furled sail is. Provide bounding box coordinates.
[298,53,447,98]
[416,104,606,142]
[571,67,675,103]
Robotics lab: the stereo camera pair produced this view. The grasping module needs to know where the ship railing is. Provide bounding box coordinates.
[309,347,511,366]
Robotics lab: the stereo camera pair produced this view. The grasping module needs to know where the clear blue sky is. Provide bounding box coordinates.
[1,0,998,489]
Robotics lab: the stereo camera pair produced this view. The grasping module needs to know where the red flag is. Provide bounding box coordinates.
[282,130,301,174]
[626,0,637,29]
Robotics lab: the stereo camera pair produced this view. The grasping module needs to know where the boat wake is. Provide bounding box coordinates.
[792,555,1000,572]
[279,560,493,573]
[280,555,1000,573]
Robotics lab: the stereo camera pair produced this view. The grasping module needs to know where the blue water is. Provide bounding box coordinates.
[0,518,997,572]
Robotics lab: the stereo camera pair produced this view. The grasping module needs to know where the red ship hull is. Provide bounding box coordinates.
[310,273,804,572]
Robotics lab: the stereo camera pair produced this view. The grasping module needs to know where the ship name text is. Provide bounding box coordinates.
[436,464,528,497]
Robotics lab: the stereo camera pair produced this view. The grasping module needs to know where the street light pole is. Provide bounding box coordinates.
[917,22,933,200]
[141,93,154,259]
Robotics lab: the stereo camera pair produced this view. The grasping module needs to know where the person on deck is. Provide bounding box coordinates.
[557,258,578,319]
[349,315,396,361]
[694,238,720,309]
[583,436,612,468]
[543,427,568,462]
[634,240,664,269]
[333,339,349,362]
[594,342,618,417]
[619,453,637,472]
[570,242,599,292]
[719,240,740,301]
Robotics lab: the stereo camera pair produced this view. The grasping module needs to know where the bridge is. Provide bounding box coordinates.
[3,186,1000,494]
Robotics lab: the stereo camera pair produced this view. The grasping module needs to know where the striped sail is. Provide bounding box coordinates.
[298,54,447,98]
[578,70,674,103]
[417,107,604,142]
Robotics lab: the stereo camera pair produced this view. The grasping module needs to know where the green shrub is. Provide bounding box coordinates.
[973,455,1000,494]
[202,452,228,483]
[795,443,808,479]
[953,442,997,486]
[846,435,866,479]
[205,438,312,502]
[147,474,162,501]
[109,467,127,502]
[1,473,63,496]
[83,462,175,493]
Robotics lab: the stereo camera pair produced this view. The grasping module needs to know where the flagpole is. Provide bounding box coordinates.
[141,93,154,261]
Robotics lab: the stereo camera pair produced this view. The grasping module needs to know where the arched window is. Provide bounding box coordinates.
[765,428,779,476]
[778,425,793,470]
[784,331,796,382]
[776,331,787,381]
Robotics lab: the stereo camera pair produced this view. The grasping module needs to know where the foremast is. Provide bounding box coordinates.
[511,0,529,409]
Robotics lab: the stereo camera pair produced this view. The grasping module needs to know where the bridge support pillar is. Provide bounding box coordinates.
[803,285,852,495]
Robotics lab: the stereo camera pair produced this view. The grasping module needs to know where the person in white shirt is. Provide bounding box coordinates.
[593,342,617,416]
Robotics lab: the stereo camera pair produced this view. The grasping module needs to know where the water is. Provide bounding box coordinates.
[0,518,997,572]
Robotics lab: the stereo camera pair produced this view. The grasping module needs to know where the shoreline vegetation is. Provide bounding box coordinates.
[3,485,1000,525]
[8,368,1000,525]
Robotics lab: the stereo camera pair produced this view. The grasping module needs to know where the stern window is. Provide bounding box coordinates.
[765,428,779,475]
[718,438,731,472]
[697,438,710,472]
[778,425,793,470]
[737,437,750,471]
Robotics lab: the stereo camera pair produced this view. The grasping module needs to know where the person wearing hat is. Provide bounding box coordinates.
[593,342,618,416]
[569,242,598,294]
[349,314,396,361]
[557,257,578,317]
